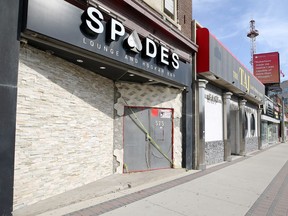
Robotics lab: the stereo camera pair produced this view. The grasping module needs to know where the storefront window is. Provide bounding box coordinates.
[261,121,268,145]
[268,123,278,144]
[250,114,255,136]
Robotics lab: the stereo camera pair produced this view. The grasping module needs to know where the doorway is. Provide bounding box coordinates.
[231,109,240,155]
[123,107,173,172]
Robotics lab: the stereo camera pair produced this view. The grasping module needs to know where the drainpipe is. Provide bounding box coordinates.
[239,99,247,156]
[281,97,285,143]
[257,107,263,149]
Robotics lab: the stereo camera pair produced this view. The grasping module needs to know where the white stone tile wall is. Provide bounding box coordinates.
[205,140,224,165]
[14,46,114,209]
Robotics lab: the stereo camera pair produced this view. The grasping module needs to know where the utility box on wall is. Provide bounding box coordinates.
[123,107,173,172]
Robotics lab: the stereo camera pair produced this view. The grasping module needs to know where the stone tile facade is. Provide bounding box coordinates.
[14,46,114,209]
[113,82,183,173]
[246,137,259,153]
[205,140,224,165]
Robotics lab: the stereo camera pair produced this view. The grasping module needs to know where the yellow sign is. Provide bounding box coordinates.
[233,70,238,80]
[239,67,250,93]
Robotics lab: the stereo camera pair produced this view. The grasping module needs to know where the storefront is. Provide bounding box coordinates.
[196,27,265,168]
[261,96,281,146]
[285,114,288,141]
[7,0,198,211]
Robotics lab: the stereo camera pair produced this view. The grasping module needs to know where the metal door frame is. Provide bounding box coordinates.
[123,106,174,172]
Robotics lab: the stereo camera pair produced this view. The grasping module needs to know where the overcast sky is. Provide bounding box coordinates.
[193,0,288,82]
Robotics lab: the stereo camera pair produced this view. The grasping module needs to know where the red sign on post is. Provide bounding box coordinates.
[253,52,280,84]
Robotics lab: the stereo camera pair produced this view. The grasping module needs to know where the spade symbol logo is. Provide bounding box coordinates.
[125,30,143,53]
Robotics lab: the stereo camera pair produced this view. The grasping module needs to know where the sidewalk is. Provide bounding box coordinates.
[14,143,288,216]
[13,166,197,216]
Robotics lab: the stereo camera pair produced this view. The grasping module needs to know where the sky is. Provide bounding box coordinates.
[193,0,288,82]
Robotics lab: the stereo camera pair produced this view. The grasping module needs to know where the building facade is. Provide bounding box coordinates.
[280,80,288,140]
[195,26,265,168]
[261,95,282,146]
[1,0,278,215]
[0,0,198,213]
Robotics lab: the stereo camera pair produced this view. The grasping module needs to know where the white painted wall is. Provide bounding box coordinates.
[205,89,223,142]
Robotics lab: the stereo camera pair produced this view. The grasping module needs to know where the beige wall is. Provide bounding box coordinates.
[143,0,163,12]
[14,45,184,209]
[14,46,114,209]
[143,0,178,24]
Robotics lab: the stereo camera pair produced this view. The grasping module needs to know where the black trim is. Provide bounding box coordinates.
[244,112,248,137]
[182,66,193,169]
[18,0,28,36]
[65,0,88,10]
[251,113,256,136]
[0,0,20,215]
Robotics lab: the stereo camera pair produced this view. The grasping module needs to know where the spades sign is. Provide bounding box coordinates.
[124,30,143,53]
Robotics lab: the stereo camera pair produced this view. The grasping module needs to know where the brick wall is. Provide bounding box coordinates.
[14,46,114,209]
[113,82,183,173]
[178,0,192,39]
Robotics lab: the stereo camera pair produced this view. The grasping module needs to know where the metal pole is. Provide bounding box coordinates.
[257,107,263,149]
[223,92,233,162]
[239,99,247,156]
[281,97,285,143]
[198,79,208,170]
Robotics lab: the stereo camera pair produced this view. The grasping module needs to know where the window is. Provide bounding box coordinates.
[250,114,256,136]
[164,0,175,20]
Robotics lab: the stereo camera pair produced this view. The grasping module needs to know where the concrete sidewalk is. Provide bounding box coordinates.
[13,165,197,216]
[14,143,288,216]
